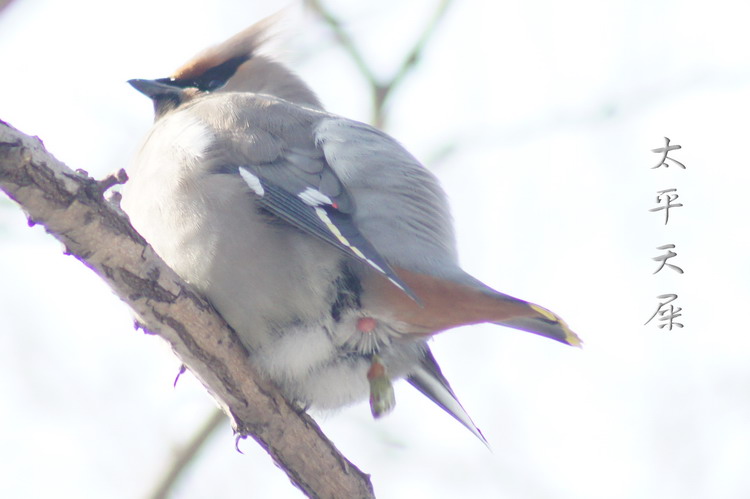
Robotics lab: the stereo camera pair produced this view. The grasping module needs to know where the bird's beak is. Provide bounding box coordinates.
[128,78,178,99]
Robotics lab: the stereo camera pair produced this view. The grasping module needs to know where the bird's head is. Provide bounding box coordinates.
[129,13,322,119]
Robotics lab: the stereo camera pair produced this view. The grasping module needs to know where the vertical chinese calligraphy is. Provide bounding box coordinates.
[645,294,683,330]
[651,137,686,170]
[645,137,686,330]
[648,188,682,225]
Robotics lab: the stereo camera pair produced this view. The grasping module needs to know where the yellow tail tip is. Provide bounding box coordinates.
[528,304,583,347]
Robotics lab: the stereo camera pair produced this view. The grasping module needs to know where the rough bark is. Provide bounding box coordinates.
[0,119,375,499]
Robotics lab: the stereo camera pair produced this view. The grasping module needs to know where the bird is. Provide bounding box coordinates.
[121,15,581,444]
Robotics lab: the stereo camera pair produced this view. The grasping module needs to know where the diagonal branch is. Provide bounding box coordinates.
[147,408,227,499]
[0,119,374,499]
[0,0,16,14]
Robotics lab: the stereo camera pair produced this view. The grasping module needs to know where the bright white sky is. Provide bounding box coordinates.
[2,1,750,498]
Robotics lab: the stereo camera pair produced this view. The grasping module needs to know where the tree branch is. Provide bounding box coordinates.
[0,119,375,499]
[307,0,453,128]
[0,0,16,15]
[148,408,227,499]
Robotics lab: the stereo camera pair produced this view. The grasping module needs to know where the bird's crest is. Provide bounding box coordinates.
[169,13,322,109]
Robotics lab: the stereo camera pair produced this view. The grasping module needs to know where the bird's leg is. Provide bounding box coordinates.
[367,353,395,418]
[358,316,396,417]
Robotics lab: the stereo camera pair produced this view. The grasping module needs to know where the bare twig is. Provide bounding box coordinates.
[307,0,453,128]
[0,120,374,499]
[307,0,378,85]
[386,0,452,102]
[148,408,227,499]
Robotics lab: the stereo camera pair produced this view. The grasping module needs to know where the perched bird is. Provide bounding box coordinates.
[122,16,580,443]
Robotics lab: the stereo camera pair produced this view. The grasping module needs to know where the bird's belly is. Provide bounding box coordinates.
[249,316,426,410]
[123,169,425,410]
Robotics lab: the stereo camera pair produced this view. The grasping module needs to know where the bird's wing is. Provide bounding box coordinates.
[224,106,418,301]
[223,101,580,345]
[313,116,582,346]
[314,117,461,276]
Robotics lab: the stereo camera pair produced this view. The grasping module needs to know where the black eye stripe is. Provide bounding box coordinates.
[159,55,250,92]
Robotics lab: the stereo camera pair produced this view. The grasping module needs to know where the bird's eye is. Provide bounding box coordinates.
[204,79,223,91]
[195,55,249,92]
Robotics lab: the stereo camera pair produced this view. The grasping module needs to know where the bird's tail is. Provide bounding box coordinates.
[407,347,488,445]
[372,267,582,346]
[490,298,581,346]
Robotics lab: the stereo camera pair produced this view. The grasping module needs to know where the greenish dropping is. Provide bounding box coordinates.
[368,355,395,418]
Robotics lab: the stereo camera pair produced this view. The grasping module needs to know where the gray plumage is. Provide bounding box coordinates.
[123,16,580,444]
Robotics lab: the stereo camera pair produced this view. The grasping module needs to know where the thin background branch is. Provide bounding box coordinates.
[307,0,453,128]
[148,408,227,499]
[0,0,15,15]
